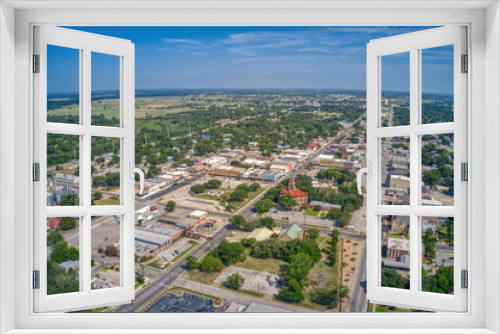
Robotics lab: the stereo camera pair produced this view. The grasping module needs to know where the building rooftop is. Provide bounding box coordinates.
[309,201,342,209]
[135,229,172,246]
[387,237,411,251]
[244,302,291,313]
[279,223,303,240]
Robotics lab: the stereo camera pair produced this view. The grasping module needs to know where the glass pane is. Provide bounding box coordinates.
[47,133,80,207]
[47,45,80,124]
[381,136,410,205]
[91,216,121,290]
[91,137,121,205]
[421,134,454,206]
[421,45,454,124]
[47,216,80,295]
[381,52,410,127]
[381,215,410,290]
[91,52,121,127]
[421,216,454,294]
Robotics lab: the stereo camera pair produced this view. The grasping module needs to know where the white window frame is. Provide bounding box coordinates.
[0,2,498,334]
[366,26,467,312]
[33,26,136,312]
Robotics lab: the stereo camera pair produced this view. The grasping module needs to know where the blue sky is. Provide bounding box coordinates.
[47,26,453,94]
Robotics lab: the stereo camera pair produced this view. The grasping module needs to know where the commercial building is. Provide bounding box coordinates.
[209,165,245,177]
[158,212,188,225]
[386,237,410,261]
[389,175,410,191]
[53,173,79,184]
[202,156,227,168]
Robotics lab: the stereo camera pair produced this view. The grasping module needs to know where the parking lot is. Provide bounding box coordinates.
[157,237,199,262]
[268,210,335,229]
[144,292,216,313]
[215,266,282,296]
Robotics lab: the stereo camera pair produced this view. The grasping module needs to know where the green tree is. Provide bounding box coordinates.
[226,273,245,290]
[255,199,275,213]
[265,187,280,201]
[279,194,296,210]
[423,169,442,186]
[241,238,257,247]
[229,189,248,202]
[310,284,349,308]
[259,217,276,229]
[93,191,103,200]
[381,266,410,289]
[327,208,340,220]
[191,184,206,194]
[185,256,198,270]
[249,182,261,192]
[230,215,246,227]
[308,228,319,240]
[235,183,250,193]
[59,193,79,206]
[199,256,223,273]
[105,245,118,257]
[59,217,77,231]
[313,205,321,212]
[166,200,176,212]
[205,179,222,189]
[279,279,305,303]
[47,230,64,246]
[210,241,246,266]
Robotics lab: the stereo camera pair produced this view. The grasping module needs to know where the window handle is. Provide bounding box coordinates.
[130,162,145,195]
[356,162,371,195]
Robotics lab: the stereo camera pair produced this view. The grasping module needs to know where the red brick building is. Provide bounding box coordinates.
[280,179,308,207]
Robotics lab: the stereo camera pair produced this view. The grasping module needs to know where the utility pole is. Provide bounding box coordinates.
[73,145,77,161]
[144,132,147,144]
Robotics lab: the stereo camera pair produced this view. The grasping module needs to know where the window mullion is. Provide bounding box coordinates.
[409,47,420,294]
[81,48,92,295]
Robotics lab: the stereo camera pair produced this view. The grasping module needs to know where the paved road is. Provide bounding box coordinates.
[344,242,368,312]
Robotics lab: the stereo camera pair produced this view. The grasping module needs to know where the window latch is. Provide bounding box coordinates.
[461,54,468,74]
[33,54,40,73]
[356,161,371,195]
[33,270,40,289]
[130,162,145,195]
[33,163,40,182]
[461,270,468,289]
[461,162,468,181]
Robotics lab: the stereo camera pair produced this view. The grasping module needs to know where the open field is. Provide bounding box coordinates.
[235,249,287,275]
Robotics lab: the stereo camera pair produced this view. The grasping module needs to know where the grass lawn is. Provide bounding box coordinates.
[146,260,169,270]
[193,193,220,201]
[232,187,267,212]
[72,307,109,313]
[94,197,120,205]
[304,208,320,216]
[235,249,287,275]
[186,269,221,285]
[220,284,264,298]
[368,303,413,312]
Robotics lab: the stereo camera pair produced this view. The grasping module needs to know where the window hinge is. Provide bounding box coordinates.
[33,54,40,73]
[461,270,468,289]
[461,54,468,73]
[33,270,40,289]
[461,162,468,181]
[33,163,40,182]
